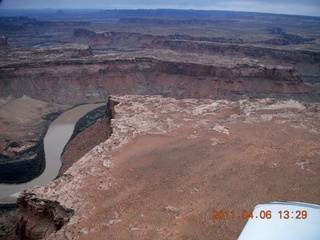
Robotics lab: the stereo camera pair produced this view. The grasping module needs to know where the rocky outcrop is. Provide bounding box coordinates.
[35,44,93,58]
[16,192,74,240]
[73,29,105,44]
[265,28,315,45]
[117,22,315,45]
[1,10,318,239]
[68,105,107,142]
[60,97,118,174]
[72,28,320,85]
[73,30,320,63]
[156,40,320,63]
[13,98,117,239]
[11,95,320,239]
[0,48,314,104]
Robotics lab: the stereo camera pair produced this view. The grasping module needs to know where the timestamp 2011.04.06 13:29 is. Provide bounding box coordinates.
[212,210,308,220]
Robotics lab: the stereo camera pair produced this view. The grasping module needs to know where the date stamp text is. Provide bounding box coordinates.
[212,210,308,220]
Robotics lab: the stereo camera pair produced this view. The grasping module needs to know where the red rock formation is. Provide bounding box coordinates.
[14,97,118,239]
[16,192,73,240]
[0,51,312,104]
[73,30,320,64]
[60,97,118,174]
[13,95,320,240]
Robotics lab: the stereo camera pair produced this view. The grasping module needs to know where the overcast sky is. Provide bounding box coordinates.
[0,0,319,17]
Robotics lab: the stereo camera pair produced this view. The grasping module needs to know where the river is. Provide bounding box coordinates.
[0,103,105,202]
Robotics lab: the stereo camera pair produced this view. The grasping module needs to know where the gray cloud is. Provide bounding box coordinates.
[1,0,319,16]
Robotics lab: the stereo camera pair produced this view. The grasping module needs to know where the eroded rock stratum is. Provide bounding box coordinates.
[17,95,320,239]
[0,43,316,185]
[0,9,319,239]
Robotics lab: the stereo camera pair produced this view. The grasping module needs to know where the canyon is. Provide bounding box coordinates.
[13,95,320,239]
[0,9,319,239]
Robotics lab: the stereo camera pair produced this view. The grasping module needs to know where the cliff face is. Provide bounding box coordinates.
[59,99,118,175]
[74,30,320,64]
[72,29,319,90]
[16,192,74,240]
[13,95,320,240]
[15,97,117,239]
[0,48,313,104]
[2,10,319,239]
[0,44,316,184]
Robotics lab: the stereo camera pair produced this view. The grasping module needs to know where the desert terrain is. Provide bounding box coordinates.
[0,9,319,239]
[17,95,320,240]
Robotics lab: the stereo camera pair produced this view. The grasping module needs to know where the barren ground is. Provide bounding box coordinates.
[26,95,320,240]
[1,9,320,239]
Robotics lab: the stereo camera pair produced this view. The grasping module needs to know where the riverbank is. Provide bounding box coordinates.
[0,101,106,201]
[59,105,107,174]
[8,99,116,239]
[0,101,110,239]
[0,95,70,184]
[60,98,118,175]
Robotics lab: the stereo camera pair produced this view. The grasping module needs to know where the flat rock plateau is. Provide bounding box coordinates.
[0,9,319,239]
[21,96,320,239]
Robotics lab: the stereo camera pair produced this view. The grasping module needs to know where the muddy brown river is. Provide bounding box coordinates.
[0,103,105,202]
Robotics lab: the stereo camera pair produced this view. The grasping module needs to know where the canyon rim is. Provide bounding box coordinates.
[0,9,319,239]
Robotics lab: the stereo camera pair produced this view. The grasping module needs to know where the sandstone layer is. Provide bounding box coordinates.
[16,95,320,239]
[0,46,315,105]
[60,100,117,175]
[0,10,319,186]
[74,29,320,64]
[0,9,319,239]
[16,193,74,239]
[1,41,315,184]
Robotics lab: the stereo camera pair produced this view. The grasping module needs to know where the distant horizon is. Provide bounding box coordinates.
[0,7,319,18]
[0,0,319,17]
